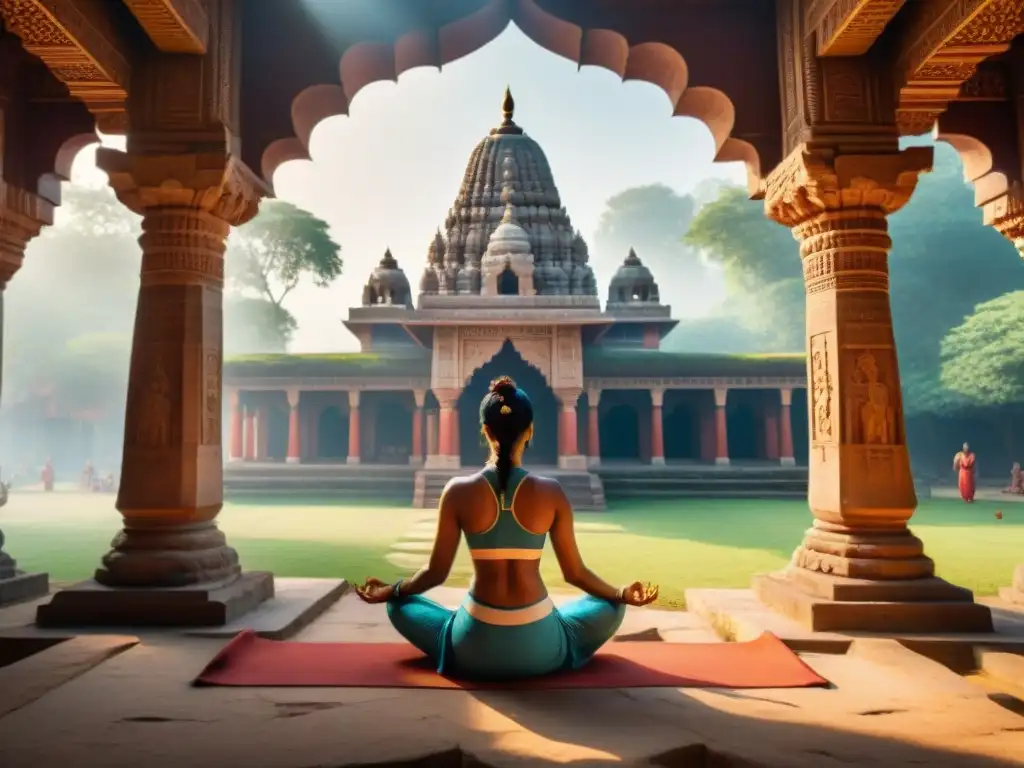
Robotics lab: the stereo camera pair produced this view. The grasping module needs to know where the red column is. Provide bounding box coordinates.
[411,390,425,464]
[587,389,601,467]
[714,388,730,465]
[347,390,361,465]
[228,390,243,462]
[243,407,255,461]
[452,405,460,459]
[426,409,439,459]
[286,390,301,463]
[433,389,460,467]
[779,387,795,466]
[650,388,665,465]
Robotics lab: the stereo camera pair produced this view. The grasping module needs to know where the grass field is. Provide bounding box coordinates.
[1,492,1020,610]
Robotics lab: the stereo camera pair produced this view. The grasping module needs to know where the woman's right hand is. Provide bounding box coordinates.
[618,581,659,606]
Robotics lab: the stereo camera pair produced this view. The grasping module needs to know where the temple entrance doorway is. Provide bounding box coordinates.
[368,393,413,463]
[266,405,289,460]
[726,390,765,462]
[316,406,348,461]
[599,393,643,462]
[459,339,558,467]
[663,391,702,461]
[498,264,519,295]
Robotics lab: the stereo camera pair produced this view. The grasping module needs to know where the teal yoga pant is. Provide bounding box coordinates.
[386,594,626,680]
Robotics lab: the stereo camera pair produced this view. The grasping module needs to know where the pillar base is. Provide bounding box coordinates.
[558,454,588,471]
[228,456,244,463]
[780,456,796,466]
[286,457,301,464]
[650,456,665,466]
[424,455,461,470]
[409,456,424,466]
[587,456,600,468]
[715,457,730,466]
[752,568,993,633]
[36,571,274,628]
[347,456,361,465]
[0,571,50,607]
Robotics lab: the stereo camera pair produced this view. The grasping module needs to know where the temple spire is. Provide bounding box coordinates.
[491,86,524,135]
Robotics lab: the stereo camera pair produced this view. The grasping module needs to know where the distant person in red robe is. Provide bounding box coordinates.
[1004,462,1024,495]
[953,443,976,503]
[41,458,54,492]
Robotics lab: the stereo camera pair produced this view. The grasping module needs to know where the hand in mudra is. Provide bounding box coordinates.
[355,577,392,604]
[618,581,659,607]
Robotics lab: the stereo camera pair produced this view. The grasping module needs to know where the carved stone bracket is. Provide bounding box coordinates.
[0,182,53,289]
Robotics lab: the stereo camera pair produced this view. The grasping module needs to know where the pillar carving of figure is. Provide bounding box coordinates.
[713,388,729,466]
[0,182,53,600]
[243,406,256,461]
[779,388,795,466]
[587,389,601,467]
[285,390,301,463]
[989,194,1024,605]
[556,389,585,470]
[228,390,243,462]
[754,144,991,632]
[650,388,665,466]
[55,151,266,597]
[347,390,361,465]
[411,390,426,464]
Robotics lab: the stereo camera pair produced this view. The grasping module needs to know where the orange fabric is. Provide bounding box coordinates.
[194,630,829,690]
[958,452,976,501]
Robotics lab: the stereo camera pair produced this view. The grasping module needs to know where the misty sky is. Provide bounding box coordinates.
[70,25,745,352]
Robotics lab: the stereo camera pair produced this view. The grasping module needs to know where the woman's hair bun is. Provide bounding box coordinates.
[489,376,518,396]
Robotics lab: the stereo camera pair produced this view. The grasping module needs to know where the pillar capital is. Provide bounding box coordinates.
[413,389,427,408]
[227,388,241,409]
[764,144,932,230]
[556,389,581,411]
[348,389,360,409]
[0,182,54,289]
[713,388,728,408]
[286,389,301,409]
[650,388,665,408]
[587,388,601,407]
[433,388,460,409]
[780,387,792,407]
[984,192,1024,258]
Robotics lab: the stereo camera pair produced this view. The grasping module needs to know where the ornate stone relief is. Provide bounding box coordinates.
[809,333,834,444]
[0,182,53,289]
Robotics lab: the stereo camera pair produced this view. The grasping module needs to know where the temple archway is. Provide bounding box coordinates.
[266,405,290,461]
[459,339,558,467]
[726,390,763,462]
[663,393,700,461]
[316,406,348,461]
[371,395,413,463]
[600,403,640,462]
[498,263,519,295]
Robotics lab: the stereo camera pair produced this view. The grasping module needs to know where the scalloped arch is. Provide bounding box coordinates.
[935,127,1011,208]
[266,0,763,195]
[36,131,99,205]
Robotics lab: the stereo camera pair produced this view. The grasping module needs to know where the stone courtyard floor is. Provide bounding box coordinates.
[2,585,1024,767]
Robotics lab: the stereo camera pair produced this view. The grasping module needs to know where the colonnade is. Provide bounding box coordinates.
[226,384,804,468]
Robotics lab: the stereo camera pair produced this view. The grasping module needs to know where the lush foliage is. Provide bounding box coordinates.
[940,291,1024,405]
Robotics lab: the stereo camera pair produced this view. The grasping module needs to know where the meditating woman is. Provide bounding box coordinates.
[355,376,659,681]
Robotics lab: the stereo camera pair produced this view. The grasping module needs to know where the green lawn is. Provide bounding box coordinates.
[2,492,1020,610]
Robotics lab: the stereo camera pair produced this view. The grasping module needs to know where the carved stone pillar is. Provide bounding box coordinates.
[779,388,795,466]
[650,388,665,465]
[429,389,461,470]
[243,406,255,461]
[36,153,274,628]
[286,390,301,464]
[0,183,52,605]
[713,388,729,466]
[410,390,426,464]
[752,145,991,633]
[556,389,585,470]
[347,390,361,465]
[586,389,601,467]
[426,409,439,460]
[227,390,243,462]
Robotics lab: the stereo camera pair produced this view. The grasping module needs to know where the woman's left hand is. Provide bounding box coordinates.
[354,577,393,604]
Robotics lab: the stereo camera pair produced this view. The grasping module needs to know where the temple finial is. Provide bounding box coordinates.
[502,86,515,124]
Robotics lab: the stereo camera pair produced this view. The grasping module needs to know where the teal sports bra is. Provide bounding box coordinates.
[464,466,547,561]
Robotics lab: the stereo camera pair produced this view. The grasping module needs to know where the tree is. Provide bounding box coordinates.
[224,296,298,355]
[940,291,1024,406]
[592,184,706,294]
[226,200,342,310]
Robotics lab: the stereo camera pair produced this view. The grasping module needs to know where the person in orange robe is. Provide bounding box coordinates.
[953,443,976,503]
[1004,462,1024,495]
[40,458,54,492]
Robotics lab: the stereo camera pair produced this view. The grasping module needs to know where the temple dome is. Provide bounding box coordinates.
[422,88,595,296]
[608,248,660,305]
[362,248,413,307]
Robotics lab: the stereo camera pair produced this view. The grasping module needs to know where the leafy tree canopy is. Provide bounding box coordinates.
[226,200,342,309]
[224,296,298,356]
[940,291,1024,406]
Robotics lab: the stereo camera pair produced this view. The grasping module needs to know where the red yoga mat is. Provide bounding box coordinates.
[193,631,829,690]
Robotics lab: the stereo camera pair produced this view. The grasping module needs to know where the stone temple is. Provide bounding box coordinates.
[224,91,808,509]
